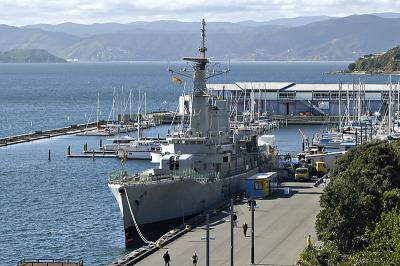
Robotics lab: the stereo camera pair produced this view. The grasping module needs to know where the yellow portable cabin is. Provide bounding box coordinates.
[246,172,278,198]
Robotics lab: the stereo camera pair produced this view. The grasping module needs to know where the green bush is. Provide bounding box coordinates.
[297,246,320,266]
[364,208,400,264]
[316,141,400,252]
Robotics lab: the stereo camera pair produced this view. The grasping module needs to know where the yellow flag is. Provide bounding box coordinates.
[121,149,127,163]
[171,75,183,84]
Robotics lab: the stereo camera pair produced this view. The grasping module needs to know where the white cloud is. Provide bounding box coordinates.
[0,0,400,25]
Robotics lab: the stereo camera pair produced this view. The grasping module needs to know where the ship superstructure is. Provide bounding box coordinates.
[108,19,274,247]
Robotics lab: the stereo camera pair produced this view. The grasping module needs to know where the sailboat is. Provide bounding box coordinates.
[117,88,166,160]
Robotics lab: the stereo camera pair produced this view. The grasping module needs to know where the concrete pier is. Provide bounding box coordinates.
[113,181,322,266]
[0,121,107,147]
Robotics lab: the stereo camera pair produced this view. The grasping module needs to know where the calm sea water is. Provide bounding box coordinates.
[0,61,397,138]
[0,62,396,265]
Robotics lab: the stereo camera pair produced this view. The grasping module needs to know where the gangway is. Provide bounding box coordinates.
[301,100,327,116]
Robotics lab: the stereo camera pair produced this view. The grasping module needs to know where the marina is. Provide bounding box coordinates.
[1,55,398,265]
[2,1,400,264]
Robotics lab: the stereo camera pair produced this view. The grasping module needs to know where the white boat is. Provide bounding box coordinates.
[118,139,164,160]
[102,136,135,151]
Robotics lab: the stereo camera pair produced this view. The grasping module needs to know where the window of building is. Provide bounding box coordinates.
[254,180,263,190]
[278,92,296,99]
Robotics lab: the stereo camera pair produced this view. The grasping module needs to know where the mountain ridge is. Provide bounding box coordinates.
[2,14,400,61]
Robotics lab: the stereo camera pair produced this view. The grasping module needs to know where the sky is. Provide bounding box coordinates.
[1,0,400,26]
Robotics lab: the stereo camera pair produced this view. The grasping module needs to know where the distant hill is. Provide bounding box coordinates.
[0,49,67,63]
[253,16,333,27]
[347,46,400,73]
[2,14,400,61]
[370,12,400,19]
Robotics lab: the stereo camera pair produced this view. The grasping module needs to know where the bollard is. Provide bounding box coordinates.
[48,149,51,161]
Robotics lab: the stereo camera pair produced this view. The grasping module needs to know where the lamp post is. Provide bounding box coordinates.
[250,199,255,264]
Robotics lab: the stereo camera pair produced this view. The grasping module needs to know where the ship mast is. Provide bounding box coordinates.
[199,19,207,59]
[182,19,210,137]
[168,19,229,138]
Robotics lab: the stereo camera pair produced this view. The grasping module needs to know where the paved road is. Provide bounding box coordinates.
[137,181,322,266]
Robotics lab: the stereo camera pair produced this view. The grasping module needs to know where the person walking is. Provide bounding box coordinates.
[163,250,171,266]
[243,222,248,237]
[306,234,312,247]
[192,252,198,266]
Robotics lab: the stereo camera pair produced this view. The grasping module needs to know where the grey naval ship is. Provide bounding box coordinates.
[108,19,274,247]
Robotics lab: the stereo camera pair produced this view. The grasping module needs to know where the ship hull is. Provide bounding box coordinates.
[109,167,259,247]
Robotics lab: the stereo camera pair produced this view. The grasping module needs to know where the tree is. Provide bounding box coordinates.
[316,141,400,252]
[363,208,400,264]
[348,62,356,72]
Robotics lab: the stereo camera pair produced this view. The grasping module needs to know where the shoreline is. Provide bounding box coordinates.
[327,70,400,76]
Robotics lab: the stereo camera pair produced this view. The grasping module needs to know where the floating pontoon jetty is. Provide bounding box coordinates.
[0,121,107,147]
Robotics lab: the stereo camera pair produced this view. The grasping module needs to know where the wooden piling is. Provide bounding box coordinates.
[67,145,71,156]
[48,149,51,161]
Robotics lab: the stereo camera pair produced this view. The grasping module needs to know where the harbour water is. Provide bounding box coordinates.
[0,61,392,265]
[0,61,395,138]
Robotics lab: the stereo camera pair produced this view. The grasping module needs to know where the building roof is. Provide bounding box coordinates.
[207,83,241,91]
[207,82,395,93]
[247,172,277,180]
[285,83,391,92]
[236,82,294,91]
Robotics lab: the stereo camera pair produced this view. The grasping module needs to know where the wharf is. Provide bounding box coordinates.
[0,121,107,147]
[273,115,340,125]
[67,154,118,158]
[111,181,322,266]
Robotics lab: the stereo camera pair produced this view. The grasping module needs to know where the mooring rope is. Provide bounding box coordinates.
[124,187,154,245]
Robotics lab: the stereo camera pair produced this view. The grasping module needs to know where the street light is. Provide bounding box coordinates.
[249,199,257,264]
[222,198,237,266]
[201,213,215,266]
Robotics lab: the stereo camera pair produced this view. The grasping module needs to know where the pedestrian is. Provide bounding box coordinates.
[163,250,171,266]
[306,234,312,247]
[192,252,198,266]
[323,177,327,188]
[243,222,248,237]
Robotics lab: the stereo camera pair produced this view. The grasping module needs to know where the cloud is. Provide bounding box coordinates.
[0,0,400,25]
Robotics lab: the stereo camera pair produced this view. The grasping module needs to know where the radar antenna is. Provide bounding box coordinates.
[199,19,207,59]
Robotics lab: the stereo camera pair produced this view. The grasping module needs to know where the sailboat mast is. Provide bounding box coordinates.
[144,92,147,117]
[389,76,393,138]
[358,79,362,122]
[129,89,132,122]
[257,87,260,121]
[137,88,141,140]
[243,87,246,122]
[97,92,100,129]
[338,83,342,132]
[346,83,350,126]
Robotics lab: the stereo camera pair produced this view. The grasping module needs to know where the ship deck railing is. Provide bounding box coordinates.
[109,165,260,185]
[109,169,221,185]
